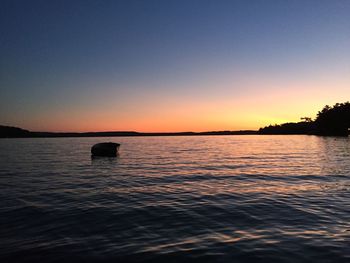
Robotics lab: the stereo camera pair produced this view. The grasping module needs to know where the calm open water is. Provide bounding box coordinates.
[0,135,349,262]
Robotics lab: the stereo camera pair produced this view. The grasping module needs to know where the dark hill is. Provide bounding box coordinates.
[0,125,31,138]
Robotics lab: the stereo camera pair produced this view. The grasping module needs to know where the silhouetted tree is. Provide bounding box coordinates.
[300,117,312,122]
[315,102,350,136]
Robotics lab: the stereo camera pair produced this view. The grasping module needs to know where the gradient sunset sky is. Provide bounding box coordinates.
[1,0,349,132]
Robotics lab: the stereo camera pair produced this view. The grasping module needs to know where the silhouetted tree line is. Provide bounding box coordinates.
[259,102,350,136]
[258,122,315,135]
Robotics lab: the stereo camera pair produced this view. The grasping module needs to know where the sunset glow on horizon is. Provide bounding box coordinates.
[1,0,349,132]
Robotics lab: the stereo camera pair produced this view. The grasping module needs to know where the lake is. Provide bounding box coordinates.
[0,135,349,262]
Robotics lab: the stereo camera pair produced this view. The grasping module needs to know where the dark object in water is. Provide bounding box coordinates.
[91,142,120,157]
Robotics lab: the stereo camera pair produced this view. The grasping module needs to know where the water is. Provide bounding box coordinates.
[0,135,349,262]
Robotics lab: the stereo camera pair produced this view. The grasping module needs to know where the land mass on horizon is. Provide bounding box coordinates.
[1,102,349,138]
[259,102,350,136]
[0,125,257,138]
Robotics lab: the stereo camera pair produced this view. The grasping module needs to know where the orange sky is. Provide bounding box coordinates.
[14,76,349,132]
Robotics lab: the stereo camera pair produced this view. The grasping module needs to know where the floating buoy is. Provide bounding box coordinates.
[91,142,120,157]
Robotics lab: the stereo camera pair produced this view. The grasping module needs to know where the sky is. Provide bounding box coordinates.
[1,0,349,132]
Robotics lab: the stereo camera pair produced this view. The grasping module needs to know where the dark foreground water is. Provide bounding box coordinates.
[0,135,349,262]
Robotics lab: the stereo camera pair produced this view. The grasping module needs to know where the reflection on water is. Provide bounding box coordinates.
[0,135,349,262]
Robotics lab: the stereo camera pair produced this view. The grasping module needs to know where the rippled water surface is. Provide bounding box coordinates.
[0,135,349,262]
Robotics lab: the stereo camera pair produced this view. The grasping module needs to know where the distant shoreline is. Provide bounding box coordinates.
[2,100,350,138]
[0,125,258,138]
